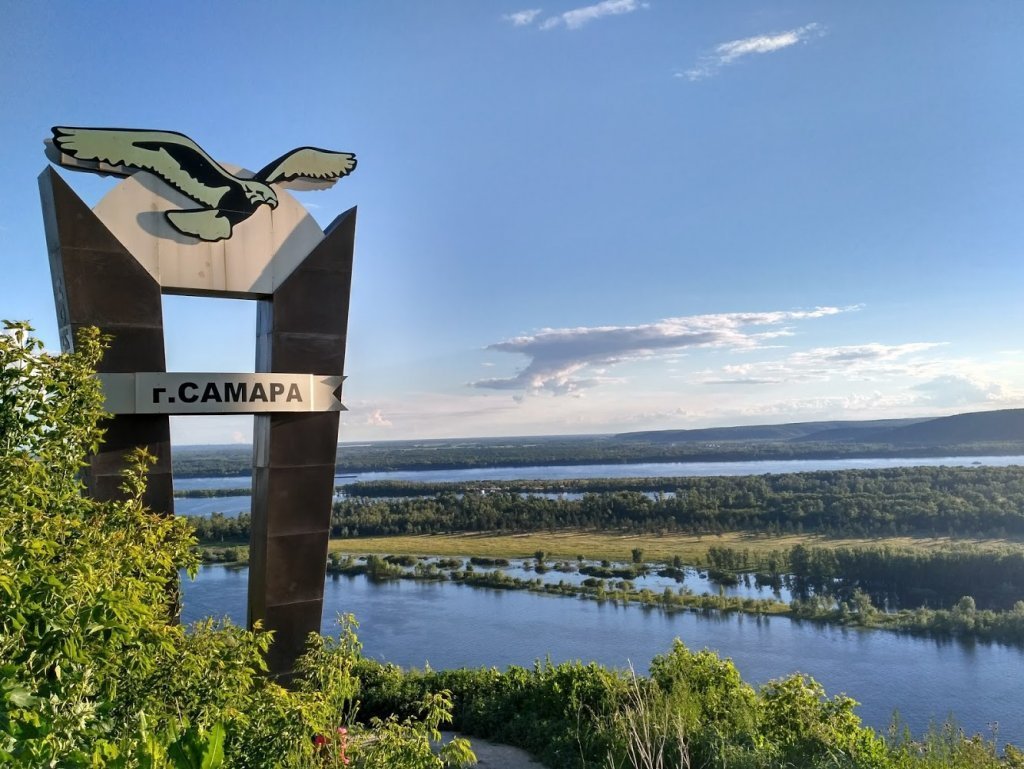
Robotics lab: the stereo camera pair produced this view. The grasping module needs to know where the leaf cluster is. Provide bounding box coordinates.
[358,640,1021,769]
[0,324,473,768]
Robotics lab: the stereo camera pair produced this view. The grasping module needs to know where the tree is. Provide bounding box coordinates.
[851,589,876,620]
[0,323,473,768]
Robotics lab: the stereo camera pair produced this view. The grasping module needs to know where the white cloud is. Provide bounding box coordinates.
[680,23,824,81]
[503,8,542,26]
[365,408,393,427]
[341,392,528,440]
[692,343,1024,412]
[170,415,253,445]
[472,306,852,396]
[540,0,643,31]
[699,342,947,385]
[912,374,1005,406]
[716,391,924,419]
[333,350,1023,441]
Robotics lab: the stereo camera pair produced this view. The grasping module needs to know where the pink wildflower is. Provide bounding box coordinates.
[337,726,350,765]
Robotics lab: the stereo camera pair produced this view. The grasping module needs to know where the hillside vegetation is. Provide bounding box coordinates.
[0,324,473,768]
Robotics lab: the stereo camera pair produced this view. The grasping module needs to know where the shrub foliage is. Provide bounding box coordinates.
[0,323,472,768]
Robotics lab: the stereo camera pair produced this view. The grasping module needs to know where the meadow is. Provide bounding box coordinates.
[327,530,1019,564]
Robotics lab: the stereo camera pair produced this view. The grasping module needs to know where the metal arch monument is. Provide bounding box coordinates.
[39,126,358,676]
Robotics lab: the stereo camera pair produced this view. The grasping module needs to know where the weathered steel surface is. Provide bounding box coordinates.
[39,167,174,516]
[250,207,356,676]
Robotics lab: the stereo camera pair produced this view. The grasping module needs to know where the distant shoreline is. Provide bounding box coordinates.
[172,444,1024,478]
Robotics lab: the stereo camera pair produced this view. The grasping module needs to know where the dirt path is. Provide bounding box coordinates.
[440,731,547,768]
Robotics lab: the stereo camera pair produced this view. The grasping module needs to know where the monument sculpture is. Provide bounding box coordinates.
[39,125,357,676]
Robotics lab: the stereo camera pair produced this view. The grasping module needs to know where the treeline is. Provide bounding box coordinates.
[340,464,1024,498]
[329,466,1024,538]
[191,511,1024,614]
[174,487,250,498]
[698,543,1024,612]
[321,550,1024,644]
[790,593,1024,645]
[171,439,1024,477]
[188,466,1024,542]
[787,544,1024,610]
[180,465,1024,538]
[189,512,251,541]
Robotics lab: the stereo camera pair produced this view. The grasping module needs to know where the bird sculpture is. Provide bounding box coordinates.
[47,126,357,242]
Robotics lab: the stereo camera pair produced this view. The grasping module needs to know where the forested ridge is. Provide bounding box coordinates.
[171,427,1024,477]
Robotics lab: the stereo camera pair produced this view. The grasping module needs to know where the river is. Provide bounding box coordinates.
[182,565,1024,745]
[178,455,1024,743]
[173,454,1024,517]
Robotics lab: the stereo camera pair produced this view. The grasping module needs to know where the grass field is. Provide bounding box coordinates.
[327,530,1024,564]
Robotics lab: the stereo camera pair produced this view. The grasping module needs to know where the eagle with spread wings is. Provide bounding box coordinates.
[47,126,357,242]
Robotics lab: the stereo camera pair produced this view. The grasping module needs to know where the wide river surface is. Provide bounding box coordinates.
[179,456,1024,743]
[183,565,1024,745]
[174,454,1024,516]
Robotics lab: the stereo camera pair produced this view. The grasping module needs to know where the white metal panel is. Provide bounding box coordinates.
[91,167,325,297]
[98,372,346,414]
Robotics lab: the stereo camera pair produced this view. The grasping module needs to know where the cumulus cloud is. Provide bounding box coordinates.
[680,23,824,81]
[912,374,1005,406]
[503,8,542,26]
[365,409,393,427]
[540,0,643,31]
[472,306,851,396]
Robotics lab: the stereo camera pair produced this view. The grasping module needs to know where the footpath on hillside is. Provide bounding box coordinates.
[440,732,546,768]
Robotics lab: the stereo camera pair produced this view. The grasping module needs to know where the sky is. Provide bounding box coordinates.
[1,1,1023,444]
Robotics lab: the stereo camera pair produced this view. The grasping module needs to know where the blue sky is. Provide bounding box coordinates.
[2,1,1023,443]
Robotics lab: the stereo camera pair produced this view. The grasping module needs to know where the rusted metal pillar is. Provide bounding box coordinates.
[39,167,174,515]
[249,208,356,676]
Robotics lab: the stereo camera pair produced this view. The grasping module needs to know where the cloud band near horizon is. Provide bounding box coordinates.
[472,306,855,395]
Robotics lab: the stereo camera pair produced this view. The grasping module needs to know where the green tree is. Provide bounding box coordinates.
[852,588,877,621]
[0,323,474,768]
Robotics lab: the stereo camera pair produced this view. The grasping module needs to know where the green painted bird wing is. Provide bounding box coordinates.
[256,146,357,190]
[50,127,233,208]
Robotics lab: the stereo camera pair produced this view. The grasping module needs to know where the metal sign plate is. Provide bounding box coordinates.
[98,372,346,415]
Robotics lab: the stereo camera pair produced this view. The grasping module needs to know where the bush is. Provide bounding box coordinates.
[0,323,474,768]
[358,639,1019,769]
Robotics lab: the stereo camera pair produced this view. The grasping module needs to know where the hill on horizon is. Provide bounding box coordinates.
[171,409,1024,454]
[615,408,1024,447]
